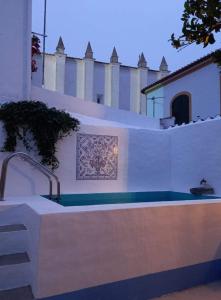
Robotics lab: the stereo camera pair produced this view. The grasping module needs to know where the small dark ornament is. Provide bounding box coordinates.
[212,50,221,67]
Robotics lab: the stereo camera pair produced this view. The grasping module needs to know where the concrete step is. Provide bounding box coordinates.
[0,286,33,300]
[0,224,26,233]
[0,225,28,255]
[0,253,30,266]
[0,253,31,291]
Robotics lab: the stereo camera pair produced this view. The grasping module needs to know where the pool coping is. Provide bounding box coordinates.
[1,195,221,215]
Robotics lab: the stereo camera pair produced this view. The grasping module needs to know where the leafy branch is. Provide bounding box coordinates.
[170,0,221,49]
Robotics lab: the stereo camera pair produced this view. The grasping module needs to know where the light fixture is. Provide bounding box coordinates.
[113,146,118,155]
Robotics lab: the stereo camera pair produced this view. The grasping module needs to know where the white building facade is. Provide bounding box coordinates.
[32,38,169,115]
[0,0,32,102]
[142,53,221,124]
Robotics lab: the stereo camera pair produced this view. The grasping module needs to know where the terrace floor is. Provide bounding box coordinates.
[153,281,221,299]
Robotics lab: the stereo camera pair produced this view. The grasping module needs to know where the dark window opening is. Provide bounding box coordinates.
[96,94,103,104]
[171,94,190,125]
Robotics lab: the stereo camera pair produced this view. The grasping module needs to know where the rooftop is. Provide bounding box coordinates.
[141,50,218,94]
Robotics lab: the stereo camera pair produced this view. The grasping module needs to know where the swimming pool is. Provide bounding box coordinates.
[46,191,217,207]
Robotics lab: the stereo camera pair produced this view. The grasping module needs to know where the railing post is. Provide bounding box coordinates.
[0,158,10,201]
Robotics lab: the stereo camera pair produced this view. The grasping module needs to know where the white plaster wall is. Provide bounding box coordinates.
[147,69,159,85]
[119,66,131,111]
[93,62,105,103]
[127,129,170,191]
[76,60,84,99]
[0,0,32,101]
[55,54,66,93]
[31,55,43,87]
[31,86,160,129]
[170,118,221,195]
[104,64,112,106]
[44,55,56,91]
[130,68,139,112]
[110,63,120,108]
[84,59,94,101]
[64,58,77,97]
[1,81,163,198]
[157,70,170,81]
[129,68,148,114]
[0,121,170,197]
[3,85,221,198]
[34,201,221,298]
[163,63,220,120]
[139,68,148,115]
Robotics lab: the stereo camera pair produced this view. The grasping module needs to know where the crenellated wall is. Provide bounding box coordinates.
[32,47,169,114]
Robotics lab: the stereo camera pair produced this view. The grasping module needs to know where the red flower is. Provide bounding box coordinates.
[32,35,41,72]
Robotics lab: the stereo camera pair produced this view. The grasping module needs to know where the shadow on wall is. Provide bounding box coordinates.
[127,129,171,192]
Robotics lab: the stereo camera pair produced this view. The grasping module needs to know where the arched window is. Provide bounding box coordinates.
[171,93,191,125]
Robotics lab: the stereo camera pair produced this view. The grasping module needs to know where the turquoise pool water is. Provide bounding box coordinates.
[46,191,217,207]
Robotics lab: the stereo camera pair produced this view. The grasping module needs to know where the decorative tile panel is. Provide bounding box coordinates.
[76,133,118,180]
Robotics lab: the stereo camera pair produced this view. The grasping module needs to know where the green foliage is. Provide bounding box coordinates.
[171,0,221,49]
[0,101,80,169]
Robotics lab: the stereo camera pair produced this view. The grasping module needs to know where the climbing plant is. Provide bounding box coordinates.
[0,101,80,169]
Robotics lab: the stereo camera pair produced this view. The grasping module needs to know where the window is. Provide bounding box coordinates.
[146,88,164,118]
[96,94,103,104]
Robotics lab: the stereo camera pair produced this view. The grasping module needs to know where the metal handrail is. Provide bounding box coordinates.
[0,152,60,201]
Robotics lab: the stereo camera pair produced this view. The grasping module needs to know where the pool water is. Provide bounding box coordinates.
[45,191,217,207]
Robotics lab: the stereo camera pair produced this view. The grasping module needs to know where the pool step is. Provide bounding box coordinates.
[0,252,30,266]
[0,208,34,296]
[0,225,28,255]
[0,224,26,233]
[0,286,34,300]
[0,252,31,291]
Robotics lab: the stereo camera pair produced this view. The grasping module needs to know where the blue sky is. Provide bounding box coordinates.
[32,0,221,72]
